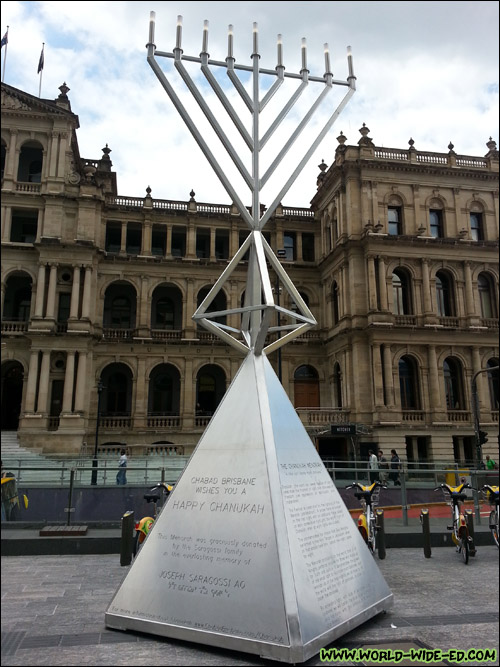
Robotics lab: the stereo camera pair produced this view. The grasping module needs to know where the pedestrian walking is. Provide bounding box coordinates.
[116,449,127,485]
[368,449,378,483]
[389,449,401,486]
[378,450,389,484]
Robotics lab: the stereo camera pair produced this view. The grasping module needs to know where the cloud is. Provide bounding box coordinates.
[1,1,498,206]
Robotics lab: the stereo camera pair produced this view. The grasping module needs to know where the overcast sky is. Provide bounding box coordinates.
[1,1,498,208]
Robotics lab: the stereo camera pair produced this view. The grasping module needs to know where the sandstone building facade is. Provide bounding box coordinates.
[1,82,498,467]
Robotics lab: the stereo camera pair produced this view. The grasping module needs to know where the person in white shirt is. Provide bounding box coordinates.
[368,449,378,484]
[116,449,127,485]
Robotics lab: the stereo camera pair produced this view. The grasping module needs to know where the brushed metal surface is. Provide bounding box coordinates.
[106,354,393,662]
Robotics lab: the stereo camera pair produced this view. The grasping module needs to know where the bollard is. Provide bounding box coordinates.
[120,510,135,566]
[420,509,432,558]
[465,509,476,557]
[376,509,386,560]
[65,468,76,526]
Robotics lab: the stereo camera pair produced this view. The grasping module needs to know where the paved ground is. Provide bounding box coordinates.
[1,546,498,666]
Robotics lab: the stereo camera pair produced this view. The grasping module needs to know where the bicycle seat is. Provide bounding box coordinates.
[144,490,161,503]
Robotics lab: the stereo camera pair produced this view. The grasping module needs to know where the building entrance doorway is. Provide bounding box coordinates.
[1,361,24,430]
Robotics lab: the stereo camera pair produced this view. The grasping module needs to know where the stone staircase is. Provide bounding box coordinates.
[1,431,190,487]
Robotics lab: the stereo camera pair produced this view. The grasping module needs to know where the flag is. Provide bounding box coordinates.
[37,46,44,73]
[1,31,7,48]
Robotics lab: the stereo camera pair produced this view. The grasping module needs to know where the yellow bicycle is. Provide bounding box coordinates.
[346,481,386,559]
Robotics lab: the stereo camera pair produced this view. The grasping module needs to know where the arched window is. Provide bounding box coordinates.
[478,273,496,319]
[443,357,464,410]
[151,284,182,330]
[435,271,454,317]
[392,269,411,315]
[487,358,499,411]
[17,141,43,183]
[196,364,226,414]
[101,364,133,415]
[333,362,342,408]
[294,365,320,408]
[332,281,339,324]
[103,282,137,330]
[148,364,181,414]
[399,356,420,409]
[3,274,32,321]
[197,286,227,327]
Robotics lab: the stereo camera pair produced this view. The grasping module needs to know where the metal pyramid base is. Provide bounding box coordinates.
[106,353,393,663]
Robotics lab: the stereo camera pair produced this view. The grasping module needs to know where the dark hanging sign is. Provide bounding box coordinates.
[331,424,356,435]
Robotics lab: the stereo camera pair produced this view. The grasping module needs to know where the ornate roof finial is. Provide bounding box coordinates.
[189,189,196,202]
[448,141,455,153]
[145,185,152,196]
[408,137,415,148]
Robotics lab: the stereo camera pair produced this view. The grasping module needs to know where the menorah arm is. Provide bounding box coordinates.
[147,53,254,228]
[227,68,253,112]
[260,80,308,149]
[174,59,253,189]
[259,85,356,229]
[260,84,332,188]
[201,64,253,149]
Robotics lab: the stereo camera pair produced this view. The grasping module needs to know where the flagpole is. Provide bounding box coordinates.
[1,26,8,83]
[38,43,44,97]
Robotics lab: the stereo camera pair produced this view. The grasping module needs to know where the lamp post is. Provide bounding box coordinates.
[91,380,104,485]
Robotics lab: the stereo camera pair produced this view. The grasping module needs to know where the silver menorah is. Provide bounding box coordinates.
[146,13,356,358]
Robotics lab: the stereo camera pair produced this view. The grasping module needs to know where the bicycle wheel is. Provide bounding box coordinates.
[490,509,499,548]
[461,537,469,564]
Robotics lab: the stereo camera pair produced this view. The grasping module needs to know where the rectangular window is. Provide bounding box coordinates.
[10,209,38,243]
[105,222,121,253]
[302,232,315,261]
[151,225,166,256]
[429,209,443,238]
[239,231,249,262]
[196,229,210,259]
[57,293,71,323]
[171,226,186,257]
[470,212,483,241]
[126,223,142,255]
[283,231,296,261]
[215,229,229,259]
[388,206,402,236]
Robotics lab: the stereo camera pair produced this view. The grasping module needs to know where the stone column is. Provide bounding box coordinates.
[134,357,147,428]
[120,222,127,253]
[367,255,377,311]
[81,266,92,319]
[382,344,394,406]
[296,233,303,262]
[210,228,216,262]
[373,343,384,406]
[25,350,39,413]
[378,257,388,311]
[464,261,476,317]
[166,224,172,258]
[34,264,46,318]
[1,205,11,241]
[48,131,59,178]
[472,347,486,412]
[421,259,432,314]
[142,221,152,256]
[183,358,194,428]
[45,264,58,320]
[36,351,51,415]
[74,351,87,413]
[428,345,442,410]
[62,351,76,413]
[69,265,81,320]
[184,278,196,337]
[186,221,196,259]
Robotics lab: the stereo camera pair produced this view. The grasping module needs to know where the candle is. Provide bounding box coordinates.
[176,15,182,49]
[228,24,234,58]
[301,37,307,70]
[347,45,354,77]
[277,34,283,67]
[202,20,209,53]
[253,22,258,54]
[148,11,156,44]
[324,43,331,74]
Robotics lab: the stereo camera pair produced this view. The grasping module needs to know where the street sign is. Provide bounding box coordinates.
[331,424,356,435]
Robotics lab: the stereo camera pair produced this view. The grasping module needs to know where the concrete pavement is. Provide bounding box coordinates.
[1,546,499,666]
